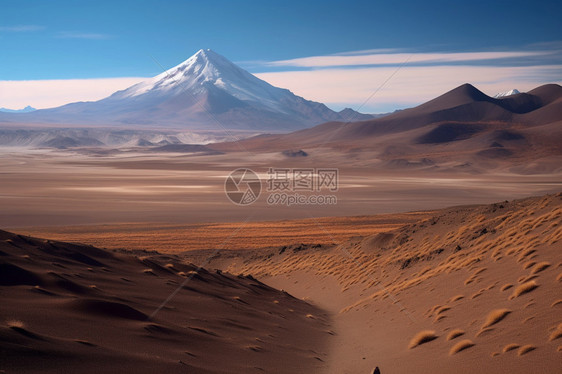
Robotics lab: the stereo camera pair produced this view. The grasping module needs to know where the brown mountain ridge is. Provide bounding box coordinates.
[210,83,562,172]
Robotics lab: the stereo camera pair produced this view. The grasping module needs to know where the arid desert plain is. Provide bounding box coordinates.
[1,135,562,373]
[2,2,562,372]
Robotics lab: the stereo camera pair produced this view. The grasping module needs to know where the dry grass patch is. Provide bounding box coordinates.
[471,289,485,299]
[502,343,520,353]
[6,320,25,329]
[530,261,550,274]
[510,281,538,299]
[500,283,513,291]
[482,309,512,328]
[476,327,494,338]
[427,304,441,315]
[473,268,487,275]
[549,324,562,342]
[517,249,536,263]
[520,275,538,283]
[524,301,535,309]
[549,330,562,342]
[517,345,536,356]
[449,339,475,355]
[447,329,465,341]
[450,294,464,302]
[409,330,438,349]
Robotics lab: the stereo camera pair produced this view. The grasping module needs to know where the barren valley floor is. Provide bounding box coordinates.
[2,193,561,373]
[1,147,561,373]
[2,147,561,227]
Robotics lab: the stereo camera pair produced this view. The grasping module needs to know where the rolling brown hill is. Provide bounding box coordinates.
[2,192,561,373]
[0,230,330,373]
[210,84,562,172]
[185,192,562,373]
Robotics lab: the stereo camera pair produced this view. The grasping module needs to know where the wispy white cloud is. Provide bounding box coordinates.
[331,48,406,56]
[251,46,562,112]
[267,50,553,68]
[56,32,112,40]
[0,78,146,109]
[0,25,44,32]
[256,65,562,112]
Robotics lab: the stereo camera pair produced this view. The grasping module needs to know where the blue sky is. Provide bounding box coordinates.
[1,0,561,111]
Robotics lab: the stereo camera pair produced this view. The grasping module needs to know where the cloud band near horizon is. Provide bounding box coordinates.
[0,78,146,110]
[1,47,561,113]
[264,50,556,68]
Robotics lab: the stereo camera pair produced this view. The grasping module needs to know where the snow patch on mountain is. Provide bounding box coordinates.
[1,49,373,131]
[494,89,520,98]
[112,49,290,112]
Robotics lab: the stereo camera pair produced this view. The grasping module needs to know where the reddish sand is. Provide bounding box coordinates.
[182,193,562,373]
[14,212,431,253]
[2,193,561,373]
[0,230,330,373]
[2,81,561,374]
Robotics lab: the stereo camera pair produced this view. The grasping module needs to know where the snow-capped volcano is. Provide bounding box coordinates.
[114,49,288,112]
[4,49,371,131]
[494,89,521,98]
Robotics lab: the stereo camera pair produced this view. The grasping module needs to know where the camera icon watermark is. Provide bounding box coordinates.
[224,167,338,206]
[224,168,262,205]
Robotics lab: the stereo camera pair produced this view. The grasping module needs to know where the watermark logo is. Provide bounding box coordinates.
[225,167,338,206]
[267,168,338,192]
[224,168,261,205]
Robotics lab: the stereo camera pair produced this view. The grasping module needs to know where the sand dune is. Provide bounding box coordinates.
[2,193,561,373]
[0,230,330,373]
[184,193,562,373]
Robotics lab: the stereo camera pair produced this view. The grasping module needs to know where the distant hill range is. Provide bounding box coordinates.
[211,83,562,172]
[0,106,36,113]
[0,49,373,131]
